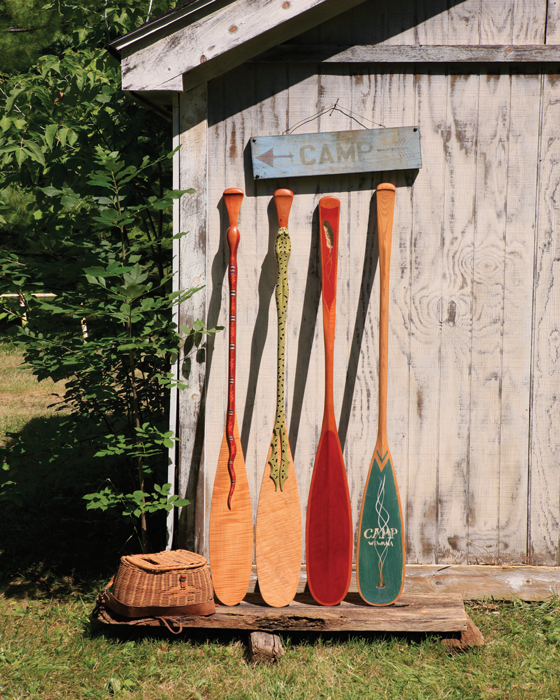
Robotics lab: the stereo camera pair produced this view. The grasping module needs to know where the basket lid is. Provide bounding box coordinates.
[121,549,207,573]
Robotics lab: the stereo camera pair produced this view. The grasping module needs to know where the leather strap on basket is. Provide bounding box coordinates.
[157,617,184,635]
[102,588,216,618]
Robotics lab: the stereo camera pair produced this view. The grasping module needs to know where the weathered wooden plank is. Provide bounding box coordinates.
[406,70,448,565]
[446,0,481,44]
[547,0,560,43]
[511,0,547,44]
[95,592,468,633]
[250,127,421,181]
[254,44,560,63]
[498,70,540,563]
[247,564,560,600]
[530,72,560,565]
[404,565,560,600]
[468,69,511,563]
[176,84,209,554]
[436,71,479,564]
[166,92,182,549]
[117,0,369,92]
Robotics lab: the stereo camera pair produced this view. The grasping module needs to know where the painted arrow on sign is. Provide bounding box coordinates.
[256,148,294,167]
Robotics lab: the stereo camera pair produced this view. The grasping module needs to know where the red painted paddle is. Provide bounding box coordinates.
[208,188,253,607]
[305,196,353,606]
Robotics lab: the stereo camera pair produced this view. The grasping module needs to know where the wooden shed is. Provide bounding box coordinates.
[110,0,560,599]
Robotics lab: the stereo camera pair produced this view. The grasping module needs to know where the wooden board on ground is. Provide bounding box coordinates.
[94,592,467,633]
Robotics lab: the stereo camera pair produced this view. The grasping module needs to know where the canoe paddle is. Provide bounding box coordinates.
[255,188,302,608]
[356,183,405,606]
[208,187,253,607]
[306,195,353,606]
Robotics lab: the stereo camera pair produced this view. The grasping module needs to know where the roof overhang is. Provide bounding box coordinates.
[109,0,368,95]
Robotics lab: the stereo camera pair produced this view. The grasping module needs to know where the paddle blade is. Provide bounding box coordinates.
[306,429,353,606]
[357,447,405,606]
[256,429,302,608]
[209,416,253,606]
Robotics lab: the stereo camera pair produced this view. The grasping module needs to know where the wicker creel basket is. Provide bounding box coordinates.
[102,549,215,619]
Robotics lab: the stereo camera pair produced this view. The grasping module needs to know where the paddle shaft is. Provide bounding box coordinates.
[268,188,294,491]
[224,188,244,509]
[377,183,395,453]
[319,198,340,423]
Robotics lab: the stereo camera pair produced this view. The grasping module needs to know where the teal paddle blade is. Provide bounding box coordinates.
[357,451,404,606]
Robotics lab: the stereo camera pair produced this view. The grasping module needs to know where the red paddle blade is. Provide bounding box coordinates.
[306,430,353,606]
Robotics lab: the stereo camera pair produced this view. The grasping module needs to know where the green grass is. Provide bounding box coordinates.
[1,344,560,699]
[0,341,67,441]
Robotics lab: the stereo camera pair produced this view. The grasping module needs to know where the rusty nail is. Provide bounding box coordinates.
[200,55,207,63]
[229,24,238,32]
[282,1,290,7]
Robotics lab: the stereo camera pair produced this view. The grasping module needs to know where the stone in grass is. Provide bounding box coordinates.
[248,631,286,664]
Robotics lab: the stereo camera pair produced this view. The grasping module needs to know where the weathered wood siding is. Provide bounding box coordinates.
[176,0,560,566]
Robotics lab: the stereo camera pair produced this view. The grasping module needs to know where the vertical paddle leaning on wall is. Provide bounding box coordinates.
[255,189,302,608]
[306,196,353,606]
[208,188,253,607]
[357,183,405,606]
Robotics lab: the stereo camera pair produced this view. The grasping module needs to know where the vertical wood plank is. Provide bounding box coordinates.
[406,70,448,564]
[530,71,560,565]
[546,0,560,42]
[511,0,547,43]
[468,69,511,562]
[498,69,540,563]
[446,0,481,44]
[166,92,181,549]
[177,84,209,553]
[436,70,479,564]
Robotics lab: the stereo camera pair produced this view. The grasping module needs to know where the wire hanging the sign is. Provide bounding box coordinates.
[284,101,387,135]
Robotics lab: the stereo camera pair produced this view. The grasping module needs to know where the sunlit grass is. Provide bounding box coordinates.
[0,341,67,442]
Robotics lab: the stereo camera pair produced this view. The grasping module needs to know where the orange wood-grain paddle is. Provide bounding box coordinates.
[256,188,302,607]
[356,183,405,606]
[208,188,253,607]
[305,195,353,606]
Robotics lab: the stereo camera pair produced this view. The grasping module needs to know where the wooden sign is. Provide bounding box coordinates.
[250,127,421,180]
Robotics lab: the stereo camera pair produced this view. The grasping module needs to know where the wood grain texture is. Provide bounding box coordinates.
[176,85,209,553]
[254,44,560,63]
[209,416,253,606]
[530,72,560,565]
[117,0,368,92]
[95,592,468,633]
[547,0,560,43]
[208,190,253,607]
[255,188,302,608]
[306,196,353,606]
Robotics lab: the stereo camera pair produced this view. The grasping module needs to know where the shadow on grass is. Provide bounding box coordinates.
[0,414,147,600]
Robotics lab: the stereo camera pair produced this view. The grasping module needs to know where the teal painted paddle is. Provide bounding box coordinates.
[356,183,405,606]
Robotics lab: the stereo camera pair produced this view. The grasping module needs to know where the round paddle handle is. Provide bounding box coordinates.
[224,188,244,227]
[274,188,294,228]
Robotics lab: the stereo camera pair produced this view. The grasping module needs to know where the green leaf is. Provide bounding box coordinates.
[45,124,58,149]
